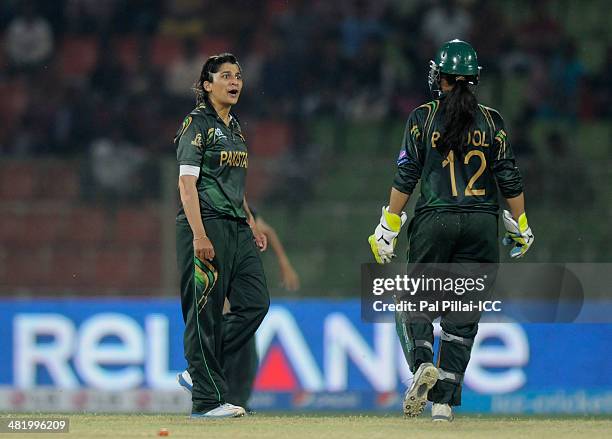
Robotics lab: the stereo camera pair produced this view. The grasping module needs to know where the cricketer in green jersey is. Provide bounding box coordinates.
[178,210,301,412]
[368,40,534,422]
[175,53,269,419]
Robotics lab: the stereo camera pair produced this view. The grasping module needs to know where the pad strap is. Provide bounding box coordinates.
[440,330,474,347]
[414,340,434,353]
[438,368,463,384]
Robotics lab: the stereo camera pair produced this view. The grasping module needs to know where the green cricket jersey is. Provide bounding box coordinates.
[175,103,248,221]
[393,99,523,215]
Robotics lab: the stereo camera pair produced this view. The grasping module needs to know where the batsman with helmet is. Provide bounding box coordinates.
[369,40,534,421]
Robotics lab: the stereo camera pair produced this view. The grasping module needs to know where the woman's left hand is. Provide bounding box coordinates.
[250,224,268,251]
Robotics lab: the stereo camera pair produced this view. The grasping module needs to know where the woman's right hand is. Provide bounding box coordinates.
[193,236,215,261]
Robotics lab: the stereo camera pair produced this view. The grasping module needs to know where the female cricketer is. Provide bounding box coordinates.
[368,40,534,422]
[174,53,270,418]
[177,210,301,412]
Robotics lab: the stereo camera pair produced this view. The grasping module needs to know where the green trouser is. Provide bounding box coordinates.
[224,336,258,408]
[395,210,499,406]
[176,217,269,413]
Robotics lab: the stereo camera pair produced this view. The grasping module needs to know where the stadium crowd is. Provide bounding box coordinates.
[0,0,608,160]
[0,0,609,295]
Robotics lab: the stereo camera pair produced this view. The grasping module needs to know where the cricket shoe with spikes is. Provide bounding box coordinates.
[431,403,454,422]
[403,362,439,417]
[191,403,246,419]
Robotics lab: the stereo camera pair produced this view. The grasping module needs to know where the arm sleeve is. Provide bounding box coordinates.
[490,112,524,198]
[392,111,424,195]
[176,115,206,167]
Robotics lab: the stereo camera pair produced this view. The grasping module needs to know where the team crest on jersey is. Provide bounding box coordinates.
[191,133,203,149]
[205,127,227,144]
[215,128,227,139]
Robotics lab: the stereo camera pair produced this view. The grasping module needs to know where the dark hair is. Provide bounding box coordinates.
[437,74,478,158]
[194,53,241,105]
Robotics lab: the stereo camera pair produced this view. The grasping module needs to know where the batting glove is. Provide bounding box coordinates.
[368,206,408,264]
[502,210,534,258]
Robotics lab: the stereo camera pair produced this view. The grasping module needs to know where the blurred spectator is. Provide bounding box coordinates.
[88,126,149,201]
[10,79,65,155]
[124,93,166,152]
[117,0,162,34]
[260,34,300,115]
[54,84,94,154]
[159,0,206,38]
[509,123,535,159]
[346,36,390,120]
[267,117,321,215]
[469,0,510,80]
[497,35,532,77]
[340,0,386,59]
[11,117,41,156]
[517,1,562,57]
[542,131,594,207]
[592,45,612,118]
[550,40,585,119]
[64,0,118,34]
[90,41,126,99]
[210,0,264,44]
[276,0,318,57]
[523,59,554,119]
[0,0,608,161]
[274,0,321,99]
[5,1,54,72]
[127,43,163,97]
[238,29,268,112]
[422,0,472,47]
[165,39,203,101]
[303,31,346,115]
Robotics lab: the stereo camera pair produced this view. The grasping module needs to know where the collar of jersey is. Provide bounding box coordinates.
[196,103,238,130]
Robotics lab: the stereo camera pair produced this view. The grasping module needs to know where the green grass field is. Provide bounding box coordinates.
[2,414,611,439]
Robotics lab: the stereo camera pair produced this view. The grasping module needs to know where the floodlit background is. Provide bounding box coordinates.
[0,0,610,415]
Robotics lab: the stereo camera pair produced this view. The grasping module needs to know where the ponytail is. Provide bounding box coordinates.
[437,76,478,158]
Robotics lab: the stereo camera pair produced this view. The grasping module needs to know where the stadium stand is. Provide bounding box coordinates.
[0,0,609,296]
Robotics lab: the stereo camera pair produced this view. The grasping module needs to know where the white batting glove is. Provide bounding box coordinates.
[502,210,534,258]
[368,206,408,264]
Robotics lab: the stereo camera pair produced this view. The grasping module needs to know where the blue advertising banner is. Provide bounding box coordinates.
[0,298,610,414]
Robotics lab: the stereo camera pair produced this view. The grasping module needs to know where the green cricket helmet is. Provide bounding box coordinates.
[428,39,481,99]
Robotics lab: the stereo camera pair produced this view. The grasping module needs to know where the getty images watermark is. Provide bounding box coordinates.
[361,263,612,323]
[370,273,502,314]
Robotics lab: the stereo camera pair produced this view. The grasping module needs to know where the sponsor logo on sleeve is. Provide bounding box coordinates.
[397,150,409,165]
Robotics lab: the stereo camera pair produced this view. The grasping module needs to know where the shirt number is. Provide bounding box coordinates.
[442,150,487,197]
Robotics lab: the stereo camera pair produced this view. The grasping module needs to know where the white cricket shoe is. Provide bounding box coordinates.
[431,403,454,422]
[403,362,439,417]
[177,370,193,394]
[191,403,246,418]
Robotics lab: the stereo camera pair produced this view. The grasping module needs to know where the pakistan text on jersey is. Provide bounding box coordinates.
[220,151,248,168]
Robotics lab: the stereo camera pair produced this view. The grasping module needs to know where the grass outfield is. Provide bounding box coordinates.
[1,414,611,439]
